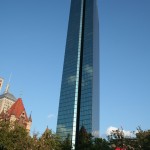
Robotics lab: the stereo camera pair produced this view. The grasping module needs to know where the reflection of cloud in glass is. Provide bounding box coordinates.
[67,65,92,85]
[84,64,93,76]
[57,124,67,132]
[92,130,99,137]
[82,65,93,85]
[68,75,76,84]
[57,124,72,140]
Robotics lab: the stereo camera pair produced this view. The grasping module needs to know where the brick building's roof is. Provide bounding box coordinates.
[7,98,28,121]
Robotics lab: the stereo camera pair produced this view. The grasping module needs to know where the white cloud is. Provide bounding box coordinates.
[106,126,118,135]
[47,114,55,119]
[106,126,135,137]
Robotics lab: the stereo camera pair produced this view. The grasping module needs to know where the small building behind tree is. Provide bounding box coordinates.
[0,98,32,133]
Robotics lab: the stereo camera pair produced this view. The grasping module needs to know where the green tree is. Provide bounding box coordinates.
[77,126,93,150]
[136,127,150,150]
[38,127,61,150]
[0,121,32,150]
[76,126,112,150]
[10,124,32,150]
[107,128,140,150]
[30,131,40,150]
[61,134,72,150]
[0,121,10,149]
[92,138,112,150]
[108,128,125,149]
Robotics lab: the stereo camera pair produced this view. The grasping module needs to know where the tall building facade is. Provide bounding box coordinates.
[56,0,99,148]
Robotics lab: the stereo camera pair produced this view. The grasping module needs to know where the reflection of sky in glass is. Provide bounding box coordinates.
[68,75,76,84]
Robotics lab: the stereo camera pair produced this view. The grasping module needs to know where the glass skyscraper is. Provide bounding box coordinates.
[56,0,99,148]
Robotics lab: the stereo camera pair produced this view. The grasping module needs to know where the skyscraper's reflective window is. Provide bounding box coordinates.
[56,0,99,148]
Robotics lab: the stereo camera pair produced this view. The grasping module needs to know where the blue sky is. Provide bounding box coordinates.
[0,0,150,137]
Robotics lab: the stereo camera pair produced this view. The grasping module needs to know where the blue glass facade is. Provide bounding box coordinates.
[56,0,99,148]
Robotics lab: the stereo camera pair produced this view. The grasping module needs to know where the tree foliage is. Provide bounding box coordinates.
[92,138,112,150]
[77,126,93,150]
[108,127,150,150]
[61,134,72,150]
[38,128,61,150]
[136,127,150,150]
[1,121,150,150]
[0,121,32,150]
[77,126,112,150]
[0,121,61,150]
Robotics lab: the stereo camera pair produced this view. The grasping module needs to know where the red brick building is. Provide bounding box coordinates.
[0,98,32,132]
